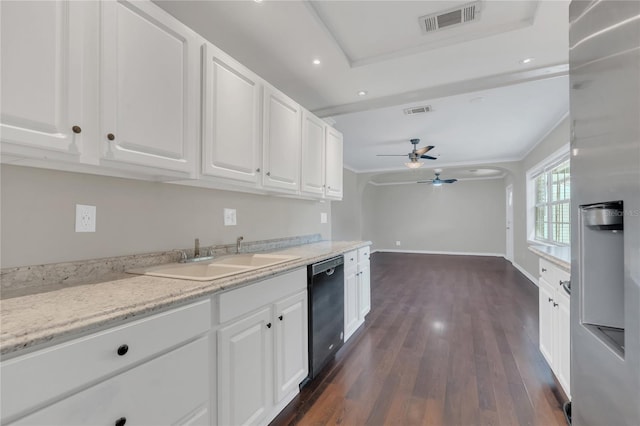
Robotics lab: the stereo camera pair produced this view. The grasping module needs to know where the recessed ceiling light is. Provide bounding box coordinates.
[357,90,367,96]
[254,0,263,3]
[520,57,534,64]
[312,59,321,65]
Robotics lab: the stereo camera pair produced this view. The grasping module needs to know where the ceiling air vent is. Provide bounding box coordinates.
[419,1,481,34]
[403,105,432,115]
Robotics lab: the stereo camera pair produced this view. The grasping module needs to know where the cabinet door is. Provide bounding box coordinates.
[0,1,84,161]
[358,263,371,319]
[556,292,571,398]
[344,269,360,341]
[325,126,343,199]
[538,278,555,368]
[202,42,261,183]
[274,291,308,403]
[10,337,210,426]
[100,0,198,175]
[301,110,326,196]
[218,307,272,426]
[262,85,301,192]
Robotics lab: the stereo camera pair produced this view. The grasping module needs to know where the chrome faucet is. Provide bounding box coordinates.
[236,236,244,254]
[179,238,214,263]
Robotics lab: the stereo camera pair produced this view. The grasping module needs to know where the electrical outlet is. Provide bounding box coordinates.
[224,208,237,226]
[75,204,96,232]
[320,212,328,224]
[395,241,401,246]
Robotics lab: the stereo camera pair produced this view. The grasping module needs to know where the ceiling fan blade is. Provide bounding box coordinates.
[415,145,435,156]
[376,154,409,157]
[416,180,433,184]
[420,155,437,160]
[443,179,458,183]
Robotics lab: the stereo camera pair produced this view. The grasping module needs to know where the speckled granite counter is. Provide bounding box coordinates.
[0,240,370,357]
[528,245,571,270]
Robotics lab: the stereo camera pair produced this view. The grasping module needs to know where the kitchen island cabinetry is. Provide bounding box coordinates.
[0,300,212,425]
[216,268,308,426]
[538,258,571,398]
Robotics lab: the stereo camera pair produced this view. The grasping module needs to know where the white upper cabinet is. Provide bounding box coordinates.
[301,110,326,196]
[201,42,261,183]
[99,0,198,176]
[325,126,344,200]
[0,1,85,161]
[262,85,301,193]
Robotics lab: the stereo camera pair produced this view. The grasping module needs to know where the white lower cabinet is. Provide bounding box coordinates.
[216,268,308,426]
[10,338,210,426]
[538,258,571,398]
[344,246,371,342]
[1,300,212,425]
[344,259,360,341]
[274,291,308,402]
[218,307,272,426]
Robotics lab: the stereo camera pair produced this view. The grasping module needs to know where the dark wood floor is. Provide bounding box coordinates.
[272,252,567,426]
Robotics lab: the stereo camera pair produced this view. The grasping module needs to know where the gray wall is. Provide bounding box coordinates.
[331,169,361,241]
[364,178,506,255]
[514,117,570,278]
[1,165,330,268]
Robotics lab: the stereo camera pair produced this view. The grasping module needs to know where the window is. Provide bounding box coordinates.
[527,148,570,246]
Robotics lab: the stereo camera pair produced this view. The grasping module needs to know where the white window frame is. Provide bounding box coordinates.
[526,145,570,246]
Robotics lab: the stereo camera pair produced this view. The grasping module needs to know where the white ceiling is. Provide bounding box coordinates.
[155,0,570,174]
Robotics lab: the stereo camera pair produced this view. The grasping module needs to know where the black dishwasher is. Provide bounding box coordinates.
[304,255,344,384]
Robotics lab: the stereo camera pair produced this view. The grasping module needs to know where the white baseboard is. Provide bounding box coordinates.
[370,249,539,286]
[374,248,504,257]
[511,261,538,286]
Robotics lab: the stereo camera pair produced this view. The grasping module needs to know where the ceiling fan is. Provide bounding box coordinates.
[418,169,458,186]
[376,138,437,168]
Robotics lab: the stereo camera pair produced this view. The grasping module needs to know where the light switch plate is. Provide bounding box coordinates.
[76,204,96,232]
[224,208,237,226]
[320,212,328,224]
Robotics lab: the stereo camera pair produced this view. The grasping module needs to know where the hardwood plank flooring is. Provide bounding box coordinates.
[271,253,567,426]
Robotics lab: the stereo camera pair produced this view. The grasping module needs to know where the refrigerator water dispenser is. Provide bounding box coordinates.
[579,201,625,354]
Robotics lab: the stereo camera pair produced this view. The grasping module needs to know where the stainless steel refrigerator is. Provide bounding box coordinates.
[569,1,640,425]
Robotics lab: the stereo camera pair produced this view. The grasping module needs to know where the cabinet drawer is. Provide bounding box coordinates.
[1,299,211,422]
[357,247,370,264]
[9,337,210,425]
[540,258,570,290]
[344,250,357,272]
[539,258,555,282]
[218,268,306,324]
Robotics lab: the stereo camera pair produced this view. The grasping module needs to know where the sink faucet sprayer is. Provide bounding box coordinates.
[236,236,244,254]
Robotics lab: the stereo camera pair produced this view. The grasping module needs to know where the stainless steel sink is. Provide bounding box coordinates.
[127,253,300,281]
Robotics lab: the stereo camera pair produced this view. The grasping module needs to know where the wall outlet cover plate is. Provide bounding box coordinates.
[76,204,96,232]
[224,208,237,226]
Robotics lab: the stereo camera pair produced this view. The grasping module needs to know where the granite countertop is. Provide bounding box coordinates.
[528,244,571,271]
[0,240,370,356]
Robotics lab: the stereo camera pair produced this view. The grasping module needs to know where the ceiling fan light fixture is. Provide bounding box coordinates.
[405,161,424,169]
